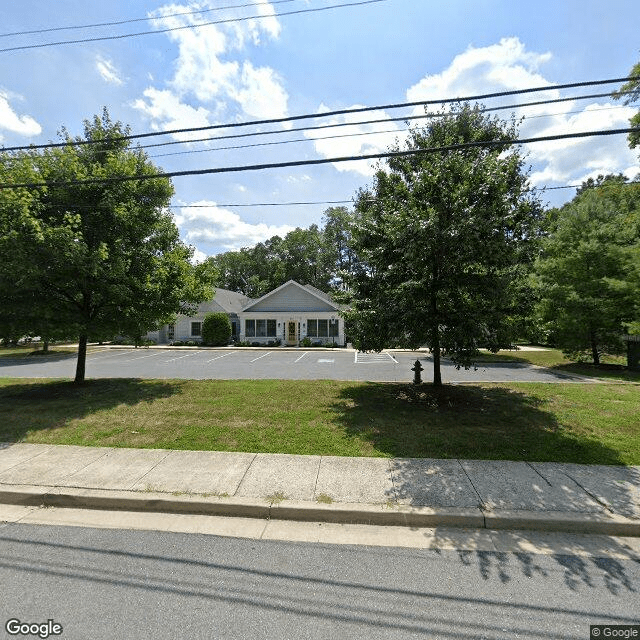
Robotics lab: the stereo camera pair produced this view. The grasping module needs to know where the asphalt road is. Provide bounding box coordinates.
[0,522,638,640]
[0,348,588,383]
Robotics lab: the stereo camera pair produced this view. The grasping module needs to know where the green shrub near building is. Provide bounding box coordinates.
[202,313,232,346]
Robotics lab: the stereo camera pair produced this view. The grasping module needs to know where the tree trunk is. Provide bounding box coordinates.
[432,339,442,387]
[75,334,87,384]
[590,331,600,366]
[431,284,442,387]
[431,311,442,387]
[42,338,49,353]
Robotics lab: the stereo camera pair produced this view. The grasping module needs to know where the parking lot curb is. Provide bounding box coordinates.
[1,485,639,537]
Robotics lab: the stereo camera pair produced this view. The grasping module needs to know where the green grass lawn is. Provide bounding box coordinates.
[0,344,80,359]
[1,377,638,465]
[473,347,640,382]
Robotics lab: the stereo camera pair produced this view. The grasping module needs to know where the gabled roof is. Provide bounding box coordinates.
[304,284,332,302]
[195,288,252,315]
[241,280,341,313]
[213,287,253,313]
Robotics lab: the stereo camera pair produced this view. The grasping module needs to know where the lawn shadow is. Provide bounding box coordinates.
[329,382,626,464]
[329,382,640,595]
[551,362,640,382]
[0,378,186,443]
[0,350,78,364]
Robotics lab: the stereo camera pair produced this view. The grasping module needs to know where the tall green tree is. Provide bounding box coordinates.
[344,104,543,386]
[535,175,640,364]
[0,110,214,383]
[613,61,640,151]
[208,223,340,296]
[322,206,358,286]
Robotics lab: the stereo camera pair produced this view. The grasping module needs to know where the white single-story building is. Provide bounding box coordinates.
[147,280,346,346]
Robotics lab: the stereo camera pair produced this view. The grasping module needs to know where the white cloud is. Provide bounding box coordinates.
[527,102,638,186]
[132,88,213,141]
[96,56,124,85]
[0,90,41,140]
[174,201,295,252]
[407,37,552,104]
[405,37,639,189]
[190,247,208,264]
[138,0,288,133]
[304,104,404,176]
[231,62,288,119]
[286,174,311,184]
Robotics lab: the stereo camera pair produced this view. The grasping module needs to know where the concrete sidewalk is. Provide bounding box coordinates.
[1,442,639,536]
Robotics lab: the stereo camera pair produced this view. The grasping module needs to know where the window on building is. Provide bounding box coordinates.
[307,319,338,338]
[191,322,202,337]
[246,319,276,338]
[168,324,175,340]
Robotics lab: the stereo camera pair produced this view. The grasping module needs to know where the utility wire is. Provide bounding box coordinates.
[136,89,635,152]
[0,0,297,38]
[148,101,631,159]
[0,89,631,165]
[0,0,389,53]
[2,126,638,191]
[2,79,636,154]
[30,180,640,213]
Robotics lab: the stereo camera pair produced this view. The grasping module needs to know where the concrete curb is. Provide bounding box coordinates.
[1,485,639,536]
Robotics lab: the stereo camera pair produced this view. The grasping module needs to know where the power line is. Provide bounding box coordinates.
[32,181,640,213]
[2,126,638,191]
[0,0,389,53]
[136,89,634,152]
[0,0,298,38]
[538,180,640,191]
[176,200,353,208]
[2,78,636,154]
[146,93,631,159]
[0,89,631,167]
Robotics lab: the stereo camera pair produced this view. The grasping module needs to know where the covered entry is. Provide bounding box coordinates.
[286,320,299,345]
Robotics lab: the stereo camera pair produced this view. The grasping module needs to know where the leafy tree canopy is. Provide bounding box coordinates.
[613,61,640,151]
[0,109,215,382]
[343,103,543,385]
[208,209,357,297]
[535,174,640,364]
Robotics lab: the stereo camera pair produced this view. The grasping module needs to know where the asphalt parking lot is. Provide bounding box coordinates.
[0,347,591,383]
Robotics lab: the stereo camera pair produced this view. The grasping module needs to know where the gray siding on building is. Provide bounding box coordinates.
[245,282,337,313]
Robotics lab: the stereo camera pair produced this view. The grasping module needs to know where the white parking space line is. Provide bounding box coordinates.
[206,352,236,363]
[164,351,202,362]
[250,352,272,363]
[355,351,397,364]
[89,349,137,360]
[119,351,167,362]
[294,352,309,363]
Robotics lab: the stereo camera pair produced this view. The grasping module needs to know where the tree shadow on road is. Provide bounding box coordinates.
[448,545,639,596]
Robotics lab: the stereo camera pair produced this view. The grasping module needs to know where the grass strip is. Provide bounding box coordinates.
[0,377,638,465]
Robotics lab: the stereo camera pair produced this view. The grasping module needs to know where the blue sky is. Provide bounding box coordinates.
[1,0,639,259]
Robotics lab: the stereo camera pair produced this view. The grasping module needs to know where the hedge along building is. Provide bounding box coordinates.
[147,280,346,346]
